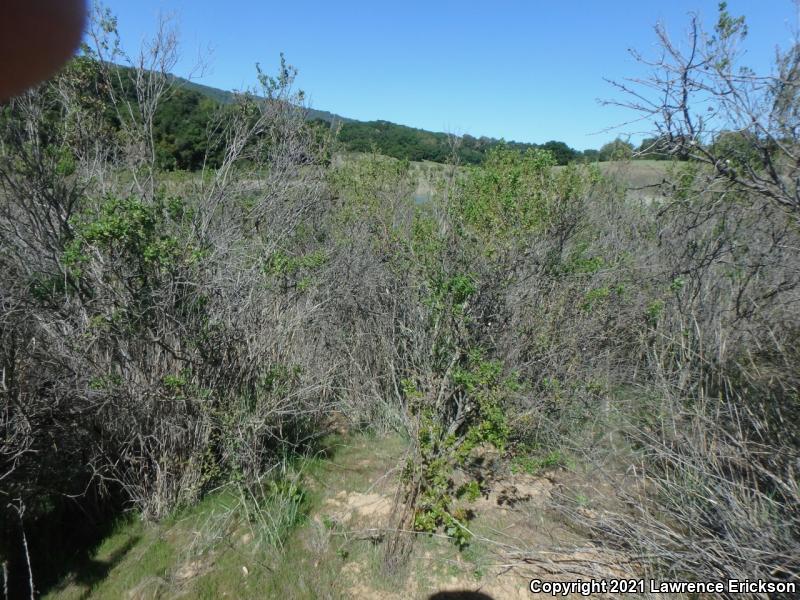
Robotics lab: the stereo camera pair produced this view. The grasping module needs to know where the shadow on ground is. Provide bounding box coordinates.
[71,535,140,589]
[2,488,131,598]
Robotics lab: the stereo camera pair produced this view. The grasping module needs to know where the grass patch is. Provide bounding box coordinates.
[44,465,316,598]
[510,448,570,476]
[44,433,409,600]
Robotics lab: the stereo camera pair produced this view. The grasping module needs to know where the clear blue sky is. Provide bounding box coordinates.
[98,0,796,150]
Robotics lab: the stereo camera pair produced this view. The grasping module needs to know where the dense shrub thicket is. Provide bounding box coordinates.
[0,24,339,591]
[1,4,798,597]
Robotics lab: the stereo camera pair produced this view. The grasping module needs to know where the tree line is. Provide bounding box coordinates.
[96,67,685,170]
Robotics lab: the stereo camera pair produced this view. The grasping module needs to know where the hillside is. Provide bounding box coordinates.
[177,76,354,125]
[172,74,586,166]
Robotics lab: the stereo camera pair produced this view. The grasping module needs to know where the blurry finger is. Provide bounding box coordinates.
[0,0,87,100]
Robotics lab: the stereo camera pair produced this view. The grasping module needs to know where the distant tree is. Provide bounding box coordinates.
[540,140,578,165]
[636,136,672,160]
[335,121,577,166]
[152,86,221,170]
[598,138,634,161]
[709,130,761,171]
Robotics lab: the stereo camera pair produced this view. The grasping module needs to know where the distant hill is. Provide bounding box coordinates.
[173,77,583,166]
[175,78,237,105]
[176,76,353,125]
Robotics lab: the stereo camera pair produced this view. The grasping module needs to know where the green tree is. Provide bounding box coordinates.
[599,138,634,161]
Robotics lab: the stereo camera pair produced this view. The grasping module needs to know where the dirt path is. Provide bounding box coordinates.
[309,438,636,600]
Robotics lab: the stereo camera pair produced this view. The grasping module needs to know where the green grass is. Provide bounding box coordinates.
[593,159,669,187]
[510,449,570,476]
[43,470,313,598]
[43,433,410,600]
